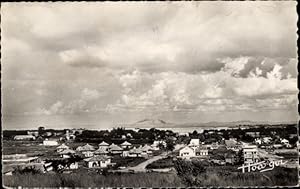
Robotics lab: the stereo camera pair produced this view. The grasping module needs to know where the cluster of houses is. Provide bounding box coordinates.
[254,137,292,149]
[13,128,80,143]
[54,140,165,169]
[178,138,261,165]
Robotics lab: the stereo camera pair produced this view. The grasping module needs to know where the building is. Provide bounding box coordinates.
[59,149,76,159]
[56,144,69,152]
[84,156,112,168]
[140,144,154,156]
[243,145,259,164]
[43,139,59,146]
[94,148,108,156]
[280,138,290,145]
[225,152,237,165]
[128,147,142,157]
[179,146,195,158]
[195,146,208,157]
[254,138,262,145]
[14,135,36,141]
[108,143,123,155]
[189,139,200,146]
[245,132,260,138]
[262,137,272,144]
[27,131,39,137]
[225,139,240,151]
[98,141,109,150]
[120,141,132,149]
[76,144,95,157]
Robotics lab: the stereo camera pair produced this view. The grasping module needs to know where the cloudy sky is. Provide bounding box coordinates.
[2,2,298,130]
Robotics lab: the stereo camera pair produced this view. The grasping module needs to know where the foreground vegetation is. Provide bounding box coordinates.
[174,159,298,187]
[3,172,183,187]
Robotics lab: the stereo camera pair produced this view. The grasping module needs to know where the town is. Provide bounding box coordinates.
[2,123,299,187]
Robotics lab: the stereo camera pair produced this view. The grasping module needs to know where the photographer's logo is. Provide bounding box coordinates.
[237,159,287,173]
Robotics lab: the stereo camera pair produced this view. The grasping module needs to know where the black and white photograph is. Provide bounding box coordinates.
[1,1,299,187]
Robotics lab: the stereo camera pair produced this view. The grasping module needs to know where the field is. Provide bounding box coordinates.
[3,172,183,187]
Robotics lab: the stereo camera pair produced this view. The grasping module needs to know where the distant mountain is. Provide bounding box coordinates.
[123,118,174,128]
[122,119,297,129]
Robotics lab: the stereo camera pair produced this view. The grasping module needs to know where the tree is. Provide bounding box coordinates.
[166,139,175,152]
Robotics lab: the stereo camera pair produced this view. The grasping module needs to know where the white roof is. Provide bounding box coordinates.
[121,141,132,146]
[57,144,69,149]
[180,146,194,152]
[99,141,109,146]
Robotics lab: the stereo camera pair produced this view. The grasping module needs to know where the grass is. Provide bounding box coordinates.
[113,156,147,168]
[3,172,184,187]
[174,159,298,187]
[146,156,174,169]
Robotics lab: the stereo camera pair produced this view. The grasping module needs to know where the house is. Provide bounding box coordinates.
[94,148,108,156]
[254,138,262,145]
[210,142,219,150]
[138,145,151,157]
[128,147,142,157]
[120,141,132,149]
[245,132,260,138]
[14,135,36,141]
[140,144,153,156]
[189,139,200,147]
[273,144,284,149]
[225,139,240,151]
[84,155,112,168]
[195,146,208,157]
[108,143,123,155]
[262,137,272,144]
[27,131,39,137]
[43,139,58,146]
[280,138,290,145]
[56,144,69,152]
[59,149,76,159]
[76,144,95,157]
[225,152,237,165]
[122,150,130,157]
[98,141,109,150]
[179,146,195,158]
[243,145,259,164]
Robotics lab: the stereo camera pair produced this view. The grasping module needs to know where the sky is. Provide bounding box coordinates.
[1,1,298,130]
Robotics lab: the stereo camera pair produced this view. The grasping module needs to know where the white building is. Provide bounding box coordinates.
[14,135,36,141]
[179,146,195,158]
[98,141,109,150]
[121,141,132,149]
[59,149,76,159]
[43,139,58,146]
[189,139,200,146]
[243,145,259,164]
[56,144,69,152]
[76,144,95,157]
[84,156,112,168]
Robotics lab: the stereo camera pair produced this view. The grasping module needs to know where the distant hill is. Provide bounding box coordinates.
[122,119,297,129]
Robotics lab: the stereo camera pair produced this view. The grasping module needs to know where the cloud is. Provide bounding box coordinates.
[1,2,297,124]
[106,66,297,114]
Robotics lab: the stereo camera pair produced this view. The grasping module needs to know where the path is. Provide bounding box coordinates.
[124,152,168,172]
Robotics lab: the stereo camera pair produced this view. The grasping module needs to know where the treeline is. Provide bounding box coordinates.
[188,124,298,145]
[75,127,176,144]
